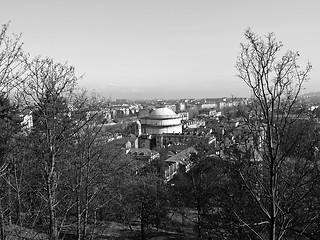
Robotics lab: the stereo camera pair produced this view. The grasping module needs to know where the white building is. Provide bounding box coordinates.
[139,107,182,134]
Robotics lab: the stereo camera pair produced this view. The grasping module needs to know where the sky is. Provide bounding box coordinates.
[1,0,320,100]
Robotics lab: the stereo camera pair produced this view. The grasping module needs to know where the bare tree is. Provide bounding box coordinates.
[0,22,25,95]
[0,23,25,240]
[19,57,78,240]
[0,22,25,177]
[65,92,111,240]
[235,29,320,239]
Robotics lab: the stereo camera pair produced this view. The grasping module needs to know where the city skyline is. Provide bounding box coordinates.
[1,0,320,99]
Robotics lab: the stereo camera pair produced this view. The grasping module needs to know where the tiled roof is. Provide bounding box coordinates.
[165,147,197,165]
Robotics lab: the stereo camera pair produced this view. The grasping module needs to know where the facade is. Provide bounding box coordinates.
[199,108,221,117]
[138,132,216,150]
[178,111,189,121]
[175,102,186,112]
[164,147,197,182]
[182,119,205,129]
[199,103,218,109]
[127,148,160,162]
[135,120,142,136]
[138,134,155,149]
[21,111,33,130]
[114,136,138,149]
[156,133,216,148]
[139,107,182,134]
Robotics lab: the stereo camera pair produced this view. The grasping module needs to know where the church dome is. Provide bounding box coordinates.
[139,107,182,134]
[149,108,178,119]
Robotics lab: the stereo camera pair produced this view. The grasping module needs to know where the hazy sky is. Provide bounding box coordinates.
[1,0,320,99]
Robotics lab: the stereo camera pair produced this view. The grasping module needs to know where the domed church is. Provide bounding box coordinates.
[139,107,182,134]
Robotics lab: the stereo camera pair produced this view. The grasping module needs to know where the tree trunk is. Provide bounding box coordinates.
[47,172,58,240]
[82,204,88,239]
[269,170,276,240]
[181,206,185,229]
[82,155,89,239]
[0,202,6,240]
[140,219,146,240]
[48,194,58,240]
[77,194,81,240]
[7,175,11,226]
[76,155,83,240]
[196,202,202,240]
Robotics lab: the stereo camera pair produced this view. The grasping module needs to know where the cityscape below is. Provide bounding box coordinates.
[1,1,320,239]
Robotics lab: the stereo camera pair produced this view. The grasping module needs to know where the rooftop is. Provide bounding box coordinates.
[148,107,179,119]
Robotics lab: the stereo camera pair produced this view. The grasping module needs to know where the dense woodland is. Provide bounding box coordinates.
[1,23,320,240]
